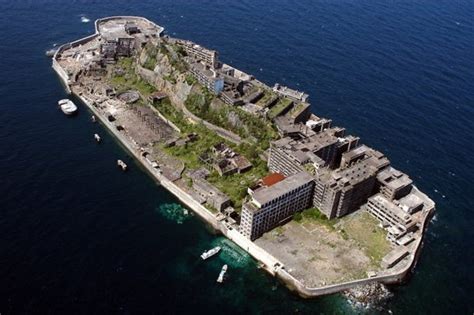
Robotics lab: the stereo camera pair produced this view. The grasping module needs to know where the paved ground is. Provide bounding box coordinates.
[256,216,385,287]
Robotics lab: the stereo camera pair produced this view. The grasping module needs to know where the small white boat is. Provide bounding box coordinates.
[217,264,228,283]
[201,246,221,260]
[81,16,90,23]
[117,159,127,171]
[58,99,78,115]
[94,133,101,143]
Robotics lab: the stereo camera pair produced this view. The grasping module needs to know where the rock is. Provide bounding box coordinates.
[344,282,393,310]
[228,111,242,129]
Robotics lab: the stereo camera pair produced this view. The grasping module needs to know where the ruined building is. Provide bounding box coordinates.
[240,172,314,240]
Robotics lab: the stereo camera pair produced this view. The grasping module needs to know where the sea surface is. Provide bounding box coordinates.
[1,1,473,314]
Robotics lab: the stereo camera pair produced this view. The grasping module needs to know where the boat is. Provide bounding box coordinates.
[217,264,228,283]
[117,159,127,171]
[94,133,101,143]
[200,246,221,260]
[58,99,78,115]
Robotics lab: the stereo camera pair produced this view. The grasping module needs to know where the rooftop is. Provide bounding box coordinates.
[377,167,413,191]
[251,171,313,207]
[260,173,286,187]
[369,194,412,222]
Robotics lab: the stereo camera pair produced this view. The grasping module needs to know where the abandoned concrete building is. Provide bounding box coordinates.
[240,172,314,240]
[192,177,231,212]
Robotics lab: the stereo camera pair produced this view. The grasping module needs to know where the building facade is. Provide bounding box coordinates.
[313,159,377,219]
[240,172,314,240]
[189,63,224,94]
[174,39,219,68]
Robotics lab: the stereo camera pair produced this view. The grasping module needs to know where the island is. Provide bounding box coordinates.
[52,16,435,298]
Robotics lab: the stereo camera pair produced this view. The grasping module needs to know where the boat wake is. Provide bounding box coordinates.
[80,15,90,23]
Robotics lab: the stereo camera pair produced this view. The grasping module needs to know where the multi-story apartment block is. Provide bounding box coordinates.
[189,62,224,94]
[313,159,377,219]
[377,167,413,201]
[240,172,314,240]
[268,127,359,176]
[174,39,219,68]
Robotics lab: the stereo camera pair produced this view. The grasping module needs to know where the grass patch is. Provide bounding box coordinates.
[338,211,392,266]
[185,90,277,150]
[255,90,277,108]
[268,97,293,119]
[299,207,337,230]
[207,159,268,210]
[109,57,156,97]
[142,43,158,70]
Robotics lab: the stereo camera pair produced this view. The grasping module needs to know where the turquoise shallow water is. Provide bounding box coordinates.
[1,1,473,314]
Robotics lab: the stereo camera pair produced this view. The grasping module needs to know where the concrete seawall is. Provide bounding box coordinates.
[52,15,433,298]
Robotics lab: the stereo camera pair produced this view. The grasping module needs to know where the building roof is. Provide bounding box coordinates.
[377,167,412,191]
[232,155,252,171]
[193,178,230,205]
[252,171,313,207]
[261,173,286,187]
[369,194,412,222]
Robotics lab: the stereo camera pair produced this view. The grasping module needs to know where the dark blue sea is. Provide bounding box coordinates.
[1,1,473,314]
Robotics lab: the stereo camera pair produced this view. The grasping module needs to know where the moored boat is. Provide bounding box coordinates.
[58,99,78,115]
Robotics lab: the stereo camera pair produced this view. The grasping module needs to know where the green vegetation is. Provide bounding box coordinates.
[110,57,156,97]
[293,212,303,222]
[338,211,392,265]
[109,50,278,211]
[163,123,223,170]
[207,158,268,210]
[303,163,316,175]
[299,207,337,230]
[268,97,293,120]
[174,45,187,57]
[154,97,269,209]
[153,98,187,129]
[289,102,308,118]
[159,43,188,74]
[184,90,277,150]
[185,74,197,86]
[163,74,177,84]
[255,90,277,108]
[142,43,158,70]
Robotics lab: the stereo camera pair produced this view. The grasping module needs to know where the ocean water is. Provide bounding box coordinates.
[1,0,473,314]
